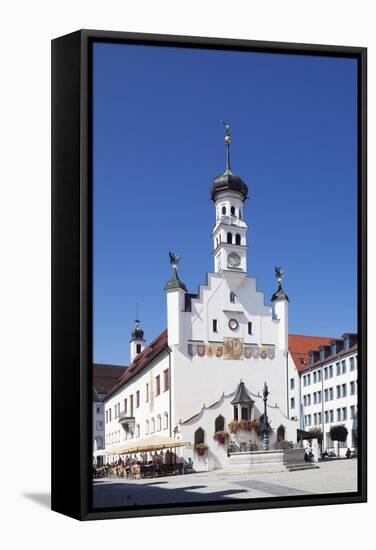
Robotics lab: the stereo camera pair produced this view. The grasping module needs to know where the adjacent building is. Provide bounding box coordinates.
[92,363,127,464]
[288,333,358,456]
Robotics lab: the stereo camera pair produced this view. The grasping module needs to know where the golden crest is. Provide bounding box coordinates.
[223,337,243,360]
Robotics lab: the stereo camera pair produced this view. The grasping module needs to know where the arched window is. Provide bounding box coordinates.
[230,291,236,303]
[157,414,162,432]
[222,206,226,215]
[231,205,235,215]
[227,232,232,244]
[277,425,286,442]
[151,418,155,433]
[194,427,205,446]
[235,233,241,245]
[215,415,225,432]
[145,419,149,435]
[164,412,169,430]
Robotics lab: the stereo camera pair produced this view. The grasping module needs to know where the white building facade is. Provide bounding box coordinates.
[102,129,299,470]
[299,334,358,456]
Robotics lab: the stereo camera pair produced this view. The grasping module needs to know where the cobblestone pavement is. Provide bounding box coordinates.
[92,458,357,508]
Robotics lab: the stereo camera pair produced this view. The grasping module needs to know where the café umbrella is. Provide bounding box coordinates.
[115,435,190,455]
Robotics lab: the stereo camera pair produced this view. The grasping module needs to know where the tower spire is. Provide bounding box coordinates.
[221,120,231,172]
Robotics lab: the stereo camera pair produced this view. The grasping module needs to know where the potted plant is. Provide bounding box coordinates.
[193,443,208,457]
[213,431,229,445]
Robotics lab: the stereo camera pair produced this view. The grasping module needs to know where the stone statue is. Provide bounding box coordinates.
[169,251,180,272]
[275,266,285,285]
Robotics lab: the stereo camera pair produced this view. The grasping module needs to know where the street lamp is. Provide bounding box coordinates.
[262,382,271,451]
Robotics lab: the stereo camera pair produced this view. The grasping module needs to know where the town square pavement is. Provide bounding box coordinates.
[93,458,358,508]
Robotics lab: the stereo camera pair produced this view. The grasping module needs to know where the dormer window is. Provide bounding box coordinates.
[331,342,337,355]
[320,348,325,361]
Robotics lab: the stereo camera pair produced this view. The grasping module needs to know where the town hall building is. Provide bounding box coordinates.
[102,126,300,470]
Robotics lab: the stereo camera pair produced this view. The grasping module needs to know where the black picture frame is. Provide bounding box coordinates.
[51,29,367,521]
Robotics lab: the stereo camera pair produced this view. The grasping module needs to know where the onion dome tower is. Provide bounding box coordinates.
[130,319,145,362]
[211,122,249,276]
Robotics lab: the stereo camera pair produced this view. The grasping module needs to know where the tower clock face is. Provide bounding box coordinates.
[228,252,241,268]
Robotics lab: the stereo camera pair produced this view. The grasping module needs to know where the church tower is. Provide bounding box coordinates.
[210,123,249,276]
[129,319,145,362]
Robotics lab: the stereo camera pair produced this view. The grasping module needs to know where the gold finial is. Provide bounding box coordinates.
[221,120,231,171]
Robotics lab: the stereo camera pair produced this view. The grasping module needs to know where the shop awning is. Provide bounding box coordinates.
[114,435,190,455]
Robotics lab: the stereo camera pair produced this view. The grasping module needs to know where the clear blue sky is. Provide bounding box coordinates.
[93,42,358,366]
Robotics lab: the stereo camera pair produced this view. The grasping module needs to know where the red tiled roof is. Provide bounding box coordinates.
[288,334,334,372]
[93,363,128,398]
[106,329,168,398]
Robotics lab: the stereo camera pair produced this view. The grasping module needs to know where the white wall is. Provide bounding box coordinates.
[103,351,171,458]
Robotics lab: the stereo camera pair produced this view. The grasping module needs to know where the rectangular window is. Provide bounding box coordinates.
[318,412,322,424]
[342,407,347,421]
[303,375,306,387]
[350,381,355,395]
[136,343,142,354]
[146,383,149,402]
[324,367,328,380]
[156,375,161,396]
[342,360,347,374]
[313,371,317,384]
[337,408,341,422]
[136,390,140,408]
[105,410,108,423]
[329,365,333,378]
[307,414,311,426]
[290,397,295,409]
[330,410,334,423]
[336,362,341,376]
[96,405,101,415]
[109,409,112,422]
[317,370,322,382]
[325,411,329,423]
[336,385,341,399]
[290,378,295,390]
[234,406,238,421]
[307,374,311,385]
[350,406,356,419]
[329,387,333,400]
[248,322,253,335]
[164,368,169,391]
[342,383,347,397]
[213,319,218,332]
[313,392,317,404]
[130,394,133,416]
[324,389,328,402]
[317,391,322,404]
[314,413,317,425]
[350,356,355,371]
[303,395,306,406]
[124,398,127,415]
[96,421,103,431]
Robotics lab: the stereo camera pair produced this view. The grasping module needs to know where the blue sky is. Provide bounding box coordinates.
[93,42,358,366]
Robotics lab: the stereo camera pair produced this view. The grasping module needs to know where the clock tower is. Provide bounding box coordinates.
[210,124,248,276]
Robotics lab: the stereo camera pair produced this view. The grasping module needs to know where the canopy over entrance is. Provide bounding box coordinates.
[114,435,190,455]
